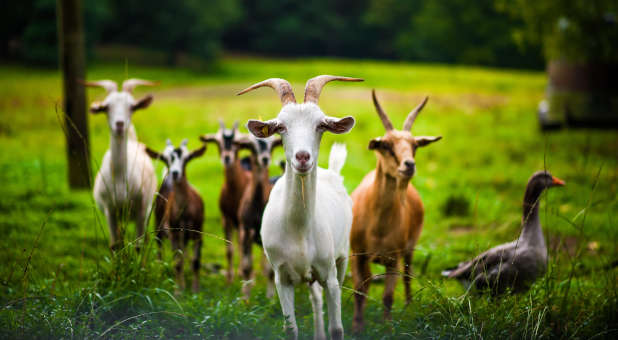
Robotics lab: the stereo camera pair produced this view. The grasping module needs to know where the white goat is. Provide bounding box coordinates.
[87,79,158,251]
[239,76,362,340]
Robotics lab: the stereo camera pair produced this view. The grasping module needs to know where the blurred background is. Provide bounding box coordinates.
[5,0,615,69]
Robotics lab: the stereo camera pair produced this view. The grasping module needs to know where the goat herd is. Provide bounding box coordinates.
[86,75,564,339]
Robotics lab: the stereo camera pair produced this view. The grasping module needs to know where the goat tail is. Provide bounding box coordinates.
[328,143,347,175]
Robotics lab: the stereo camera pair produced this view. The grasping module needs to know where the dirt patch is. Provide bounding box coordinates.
[448,224,475,235]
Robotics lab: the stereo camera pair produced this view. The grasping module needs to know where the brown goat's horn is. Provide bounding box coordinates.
[304,75,363,104]
[83,80,118,93]
[403,96,429,131]
[371,89,393,131]
[122,79,159,93]
[237,78,296,105]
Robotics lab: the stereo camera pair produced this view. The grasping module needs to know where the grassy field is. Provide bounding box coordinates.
[0,56,616,339]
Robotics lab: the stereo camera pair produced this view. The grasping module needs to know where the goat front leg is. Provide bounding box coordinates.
[239,226,254,299]
[262,252,275,298]
[222,217,235,283]
[403,251,413,304]
[352,254,371,333]
[308,281,326,340]
[324,272,344,340]
[274,271,297,340]
[383,260,399,321]
[135,200,149,253]
[105,207,122,251]
[171,229,186,294]
[191,235,202,293]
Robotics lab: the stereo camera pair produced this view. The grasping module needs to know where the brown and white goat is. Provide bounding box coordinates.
[350,90,441,332]
[199,120,250,282]
[146,139,206,293]
[235,135,282,299]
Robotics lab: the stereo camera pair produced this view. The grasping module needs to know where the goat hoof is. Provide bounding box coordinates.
[329,327,343,340]
[352,320,364,333]
[109,242,124,252]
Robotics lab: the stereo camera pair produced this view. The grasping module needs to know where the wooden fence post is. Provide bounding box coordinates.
[57,0,91,189]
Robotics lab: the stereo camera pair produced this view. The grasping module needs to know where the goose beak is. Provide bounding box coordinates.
[552,176,565,186]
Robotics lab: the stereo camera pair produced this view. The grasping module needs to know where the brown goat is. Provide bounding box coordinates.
[200,120,250,282]
[146,139,206,293]
[235,135,282,299]
[350,90,441,332]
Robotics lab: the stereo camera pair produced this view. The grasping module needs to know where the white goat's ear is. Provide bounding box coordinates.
[319,116,355,134]
[415,135,442,147]
[89,101,107,113]
[131,94,153,111]
[247,119,283,138]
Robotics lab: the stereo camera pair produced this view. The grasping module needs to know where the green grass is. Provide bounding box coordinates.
[0,56,617,339]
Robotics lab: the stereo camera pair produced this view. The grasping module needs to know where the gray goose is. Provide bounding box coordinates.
[442,171,565,294]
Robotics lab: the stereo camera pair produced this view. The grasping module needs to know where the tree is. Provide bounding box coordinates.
[102,0,240,65]
[498,0,618,62]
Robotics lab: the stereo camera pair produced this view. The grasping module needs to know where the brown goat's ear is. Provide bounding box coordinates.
[234,136,257,154]
[145,146,163,160]
[247,119,282,138]
[188,146,206,161]
[199,133,220,145]
[415,135,442,147]
[368,137,383,150]
[131,94,153,111]
[320,116,355,134]
[89,101,107,113]
[272,137,283,149]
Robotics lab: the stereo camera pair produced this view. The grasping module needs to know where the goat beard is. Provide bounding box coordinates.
[301,176,306,208]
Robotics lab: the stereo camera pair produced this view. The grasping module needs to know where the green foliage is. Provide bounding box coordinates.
[19,0,58,65]
[0,57,616,338]
[4,0,547,69]
[102,0,240,64]
[498,0,618,62]
[365,0,543,68]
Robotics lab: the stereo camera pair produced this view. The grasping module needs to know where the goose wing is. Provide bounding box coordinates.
[445,242,516,280]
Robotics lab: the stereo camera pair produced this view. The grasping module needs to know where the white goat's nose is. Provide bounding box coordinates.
[115,121,125,130]
[295,151,310,164]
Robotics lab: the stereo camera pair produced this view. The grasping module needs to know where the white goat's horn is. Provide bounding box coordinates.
[122,79,159,93]
[402,96,429,131]
[83,80,117,93]
[372,89,393,131]
[304,75,363,104]
[237,78,296,105]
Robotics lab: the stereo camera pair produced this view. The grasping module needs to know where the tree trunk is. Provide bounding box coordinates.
[57,0,91,188]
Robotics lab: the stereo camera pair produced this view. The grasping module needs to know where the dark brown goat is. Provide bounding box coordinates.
[200,120,250,282]
[235,135,282,299]
[146,139,206,293]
